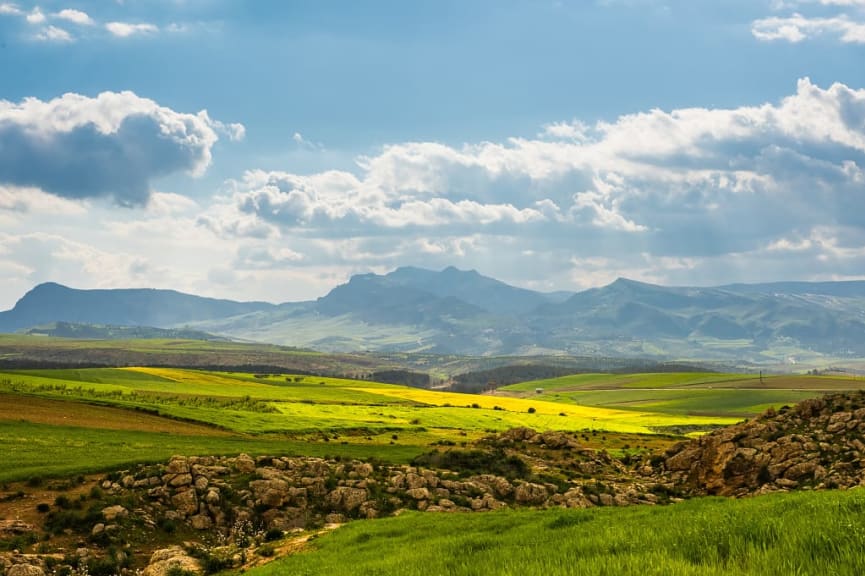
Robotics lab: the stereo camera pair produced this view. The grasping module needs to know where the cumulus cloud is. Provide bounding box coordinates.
[33,24,72,42]
[54,9,93,26]
[753,12,865,42]
[755,0,865,43]
[105,21,158,37]
[0,91,243,205]
[193,78,865,290]
[0,3,22,16]
[24,6,43,23]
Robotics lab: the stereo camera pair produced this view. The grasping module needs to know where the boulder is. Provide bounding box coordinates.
[142,546,202,576]
[234,454,256,474]
[101,505,129,522]
[514,483,548,505]
[171,488,199,517]
[325,487,368,512]
[7,565,45,576]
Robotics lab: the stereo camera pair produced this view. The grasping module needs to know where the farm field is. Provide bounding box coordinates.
[1,366,860,482]
[499,372,865,417]
[0,366,743,482]
[241,488,865,576]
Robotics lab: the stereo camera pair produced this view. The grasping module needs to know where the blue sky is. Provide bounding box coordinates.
[1,0,865,307]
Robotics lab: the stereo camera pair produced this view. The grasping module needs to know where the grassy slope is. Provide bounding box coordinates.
[1,368,740,435]
[245,488,865,576]
[0,420,424,482]
[0,367,747,481]
[501,372,865,417]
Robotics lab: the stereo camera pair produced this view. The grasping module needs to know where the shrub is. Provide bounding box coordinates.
[36,503,51,513]
[527,407,536,414]
[166,566,198,576]
[264,527,283,542]
[257,544,276,558]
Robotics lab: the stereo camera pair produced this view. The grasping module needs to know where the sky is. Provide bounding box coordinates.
[1,0,865,308]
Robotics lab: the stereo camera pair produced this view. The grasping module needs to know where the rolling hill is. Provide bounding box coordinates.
[1,268,864,363]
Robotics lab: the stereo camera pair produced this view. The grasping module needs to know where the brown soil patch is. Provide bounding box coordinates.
[0,393,231,436]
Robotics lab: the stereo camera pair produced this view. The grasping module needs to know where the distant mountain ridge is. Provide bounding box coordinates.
[2,268,864,363]
[0,282,275,332]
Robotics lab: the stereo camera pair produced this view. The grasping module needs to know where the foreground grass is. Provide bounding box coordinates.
[246,489,865,576]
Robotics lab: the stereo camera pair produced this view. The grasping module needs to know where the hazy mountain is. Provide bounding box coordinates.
[2,270,864,363]
[0,282,275,332]
[384,266,567,315]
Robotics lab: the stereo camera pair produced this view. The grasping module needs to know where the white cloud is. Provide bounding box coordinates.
[25,6,44,23]
[0,3,22,16]
[755,0,865,43]
[54,8,93,26]
[33,24,72,42]
[753,12,865,42]
[0,91,243,205]
[186,78,865,295]
[5,79,865,308]
[105,21,158,37]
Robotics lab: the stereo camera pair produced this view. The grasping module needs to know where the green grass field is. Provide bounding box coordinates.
[1,367,859,482]
[0,420,424,483]
[243,488,865,576]
[500,372,865,417]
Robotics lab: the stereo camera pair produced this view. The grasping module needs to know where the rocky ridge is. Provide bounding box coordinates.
[652,391,865,496]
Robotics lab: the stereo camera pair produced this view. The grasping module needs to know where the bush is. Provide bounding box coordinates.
[36,503,51,513]
[264,528,284,542]
[527,407,536,414]
[412,449,529,479]
[166,566,198,576]
[257,544,276,558]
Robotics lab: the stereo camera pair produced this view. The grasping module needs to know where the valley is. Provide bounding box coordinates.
[2,354,865,576]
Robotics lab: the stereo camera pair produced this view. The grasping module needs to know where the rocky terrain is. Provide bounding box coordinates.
[3,391,865,576]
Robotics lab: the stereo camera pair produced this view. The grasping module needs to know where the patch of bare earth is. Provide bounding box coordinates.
[0,392,231,436]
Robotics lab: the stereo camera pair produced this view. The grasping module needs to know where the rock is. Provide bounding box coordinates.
[406,488,430,500]
[474,475,513,498]
[325,487,368,512]
[91,523,105,536]
[166,456,190,475]
[785,461,818,481]
[142,546,202,576]
[168,473,193,488]
[0,520,35,536]
[325,513,346,524]
[514,483,548,505]
[101,505,129,522]
[405,473,426,490]
[234,453,256,474]
[354,463,374,478]
[7,565,45,576]
[190,514,213,530]
[171,488,199,517]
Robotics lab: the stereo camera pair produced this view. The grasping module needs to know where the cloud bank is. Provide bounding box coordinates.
[3,79,865,307]
[191,78,865,291]
[754,0,865,43]
[0,91,243,205]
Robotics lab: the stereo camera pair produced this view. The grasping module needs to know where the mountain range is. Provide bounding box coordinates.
[2,266,864,364]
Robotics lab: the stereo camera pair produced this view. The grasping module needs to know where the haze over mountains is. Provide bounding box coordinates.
[2,267,864,364]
